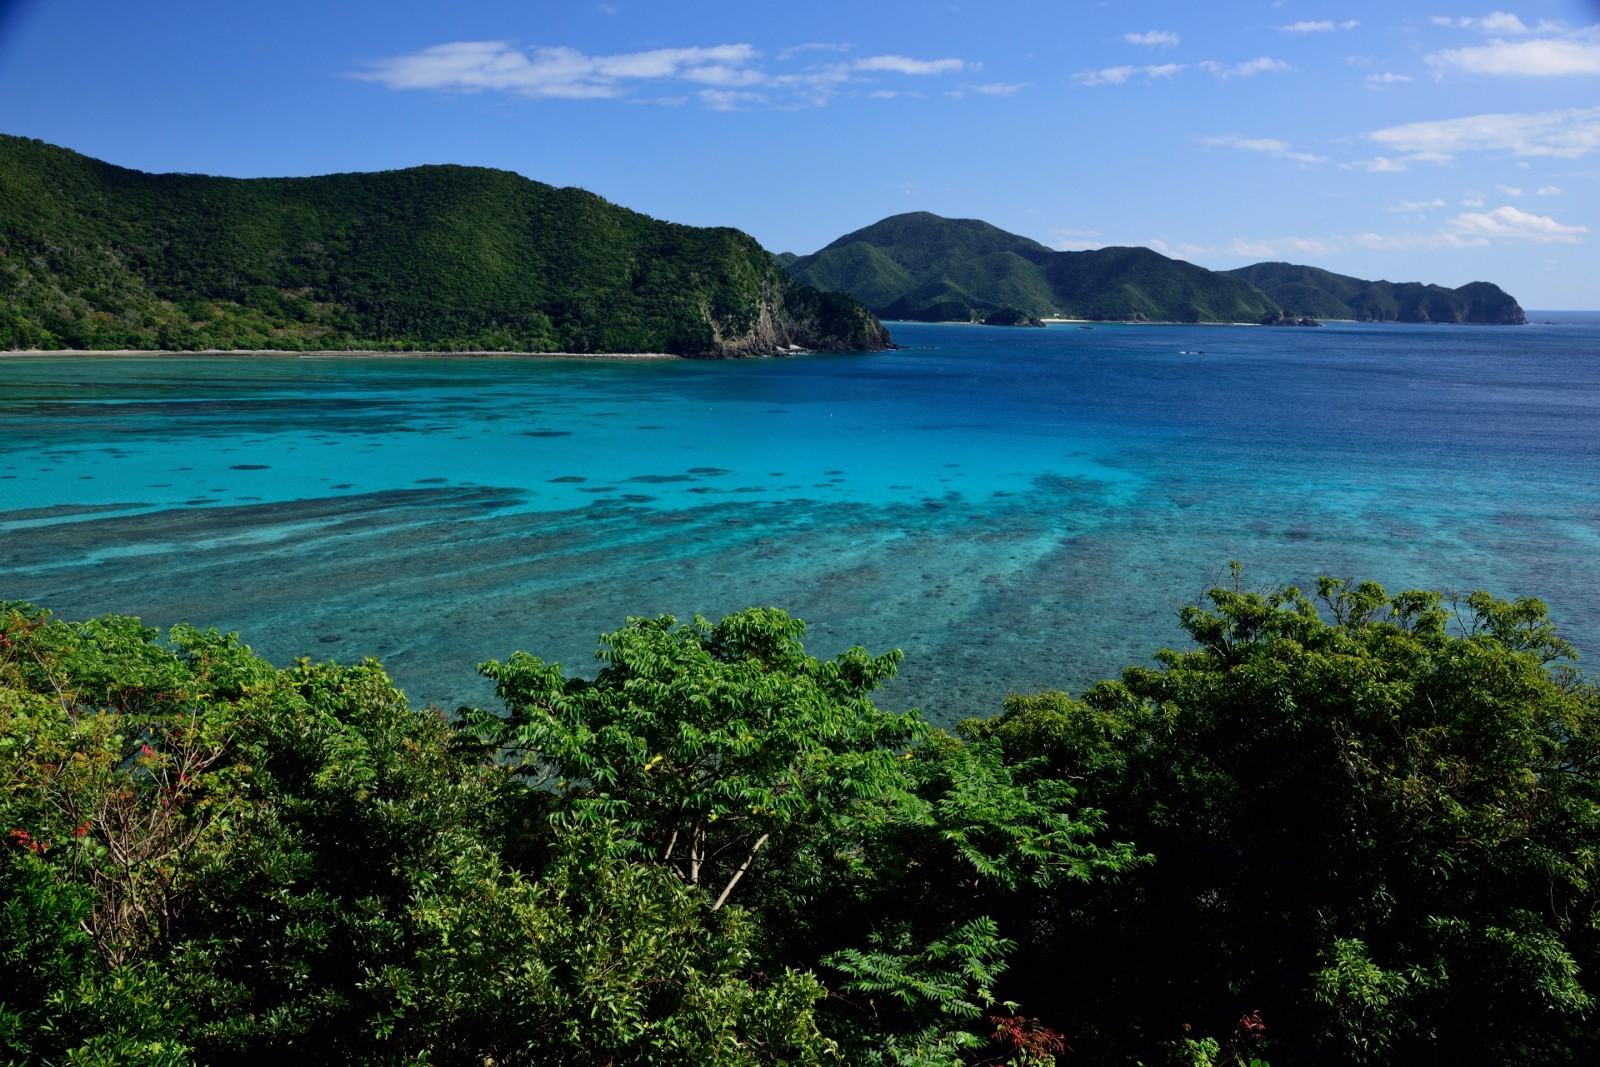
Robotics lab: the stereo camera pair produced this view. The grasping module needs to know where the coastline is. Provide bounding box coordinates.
[891,318,1272,327]
[1038,317,1268,327]
[0,348,690,361]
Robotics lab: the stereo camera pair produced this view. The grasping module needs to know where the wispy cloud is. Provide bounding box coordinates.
[1072,63,1183,86]
[967,82,1029,96]
[1151,202,1587,263]
[1200,135,1328,163]
[775,42,852,61]
[853,54,966,75]
[352,40,971,108]
[1053,228,1106,251]
[1200,57,1292,80]
[1430,13,1567,34]
[699,89,765,111]
[1346,155,1417,172]
[1277,19,1360,34]
[1148,235,1344,261]
[1125,30,1180,48]
[1495,183,1525,196]
[1387,198,1447,212]
[1365,71,1414,86]
[1447,204,1588,242]
[1538,184,1564,194]
[1425,18,1600,77]
[1369,106,1600,160]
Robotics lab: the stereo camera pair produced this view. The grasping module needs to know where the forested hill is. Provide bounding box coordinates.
[0,135,890,355]
[785,211,1528,326]
[1225,261,1527,324]
[784,211,1279,324]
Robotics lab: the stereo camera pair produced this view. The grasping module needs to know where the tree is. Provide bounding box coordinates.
[463,608,1140,1066]
[970,572,1600,1065]
[461,608,926,911]
[0,602,839,1066]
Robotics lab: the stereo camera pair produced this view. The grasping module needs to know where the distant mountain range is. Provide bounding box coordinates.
[1225,262,1527,325]
[783,212,1526,326]
[0,135,889,355]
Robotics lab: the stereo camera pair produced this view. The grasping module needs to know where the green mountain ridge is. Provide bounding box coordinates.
[1226,261,1527,324]
[0,135,890,356]
[787,211,1277,324]
[786,211,1526,326]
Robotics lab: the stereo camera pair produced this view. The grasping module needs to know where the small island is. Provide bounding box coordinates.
[982,306,1046,327]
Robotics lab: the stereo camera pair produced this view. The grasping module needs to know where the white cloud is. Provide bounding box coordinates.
[1054,227,1106,251]
[1201,57,1293,80]
[353,40,971,108]
[775,42,852,61]
[968,82,1029,96]
[1426,36,1600,77]
[1387,198,1447,211]
[1278,19,1360,33]
[1125,30,1180,48]
[853,54,966,75]
[1370,106,1600,160]
[1538,185,1563,194]
[1448,204,1588,242]
[1347,155,1421,171]
[1461,196,1485,206]
[1431,12,1532,34]
[698,88,765,111]
[1429,12,1572,35]
[1365,71,1415,86]
[1073,64,1183,86]
[1074,65,1136,86]
[1147,235,1343,261]
[1201,135,1328,163]
[1141,202,1587,263]
[353,41,755,98]
[1352,230,1487,250]
[1496,183,1525,196]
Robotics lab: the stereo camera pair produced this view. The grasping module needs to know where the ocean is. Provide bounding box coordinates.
[5,313,1598,724]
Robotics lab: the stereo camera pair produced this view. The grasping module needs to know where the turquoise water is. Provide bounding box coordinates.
[5,314,1599,722]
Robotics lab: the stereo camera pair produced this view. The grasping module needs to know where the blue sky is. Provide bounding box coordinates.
[2,0,1597,307]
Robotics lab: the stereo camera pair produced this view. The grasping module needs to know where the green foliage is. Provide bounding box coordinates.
[0,135,890,356]
[1226,262,1527,324]
[785,212,1280,323]
[968,570,1600,1064]
[465,607,1138,1063]
[981,307,1043,327]
[825,917,1013,1066]
[3,583,1593,1065]
[464,608,925,910]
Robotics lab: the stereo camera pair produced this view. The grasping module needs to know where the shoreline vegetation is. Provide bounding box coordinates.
[5,581,1599,1066]
[0,135,890,357]
[0,347,698,360]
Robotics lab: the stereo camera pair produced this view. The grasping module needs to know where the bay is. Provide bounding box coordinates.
[4,314,1598,724]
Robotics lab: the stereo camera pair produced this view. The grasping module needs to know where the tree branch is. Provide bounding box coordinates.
[712,832,770,911]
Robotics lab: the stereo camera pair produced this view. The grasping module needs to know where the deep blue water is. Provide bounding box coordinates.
[5,313,1598,723]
